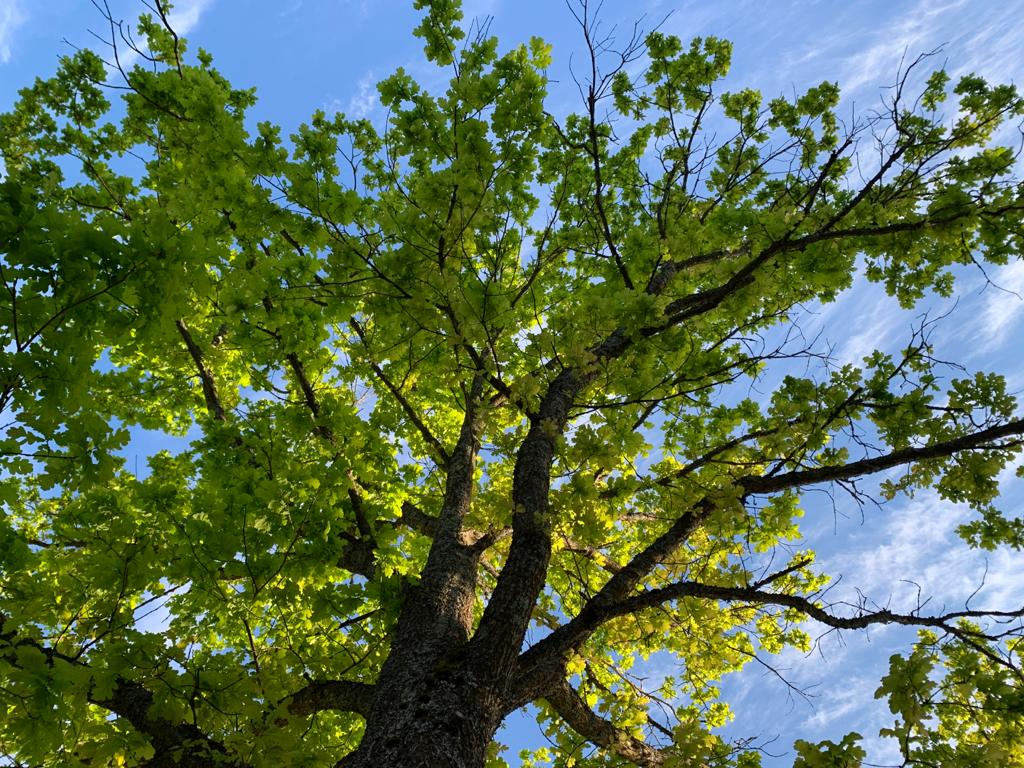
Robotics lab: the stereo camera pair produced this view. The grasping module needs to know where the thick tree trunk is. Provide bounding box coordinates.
[340,380,503,767]
[341,669,502,768]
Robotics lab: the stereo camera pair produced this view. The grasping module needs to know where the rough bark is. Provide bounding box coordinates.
[341,378,498,768]
[339,679,504,768]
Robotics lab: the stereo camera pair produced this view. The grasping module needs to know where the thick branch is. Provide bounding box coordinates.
[740,417,1024,495]
[0,615,243,767]
[285,352,334,439]
[217,537,376,580]
[544,679,668,768]
[610,580,1024,641]
[509,501,710,707]
[175,319,226,421]
[479,174,1023,703]
[653,206,1015,332]
[398,499,439,537]
[286,679,375,718]
[510,414,1024,704]
[474,242,767,683]
[373,376,485,684]
[476,237,776,677]
[98,679,243,768]
[336,538,377,579]
[471,368,587,680]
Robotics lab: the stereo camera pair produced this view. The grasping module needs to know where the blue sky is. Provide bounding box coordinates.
[2,0,1023,765]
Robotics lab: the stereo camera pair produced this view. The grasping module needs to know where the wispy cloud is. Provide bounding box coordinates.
[822,480,1024,619]
[166,0,212,35]
[0,0,26,64]
[341,0,372,19]
[741,0,1024,108]
[832,0,970,97]
[721,475,1024,760]
[943,2,1024,85]
[971,260,1024,354]
[827,493,970,603]
[835,299,905,366]
[323,71,380,121]
[114,0,214,72]
[347,71,379,119]
[804,674,878,730]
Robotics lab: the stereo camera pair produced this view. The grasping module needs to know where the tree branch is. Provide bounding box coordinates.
[0,614,245,767]
[610,580,1024,643]
[509,500,712,707]
[376,375,486,676]
[544,678,667,767]
[398,500,439,537]
[99,678,244,768]
[285,679,375,719]
[509,411,1024,705]
[350,316,451,465]
[739,416,1024,495]
[175,318,226,422]
[285,351,333,440]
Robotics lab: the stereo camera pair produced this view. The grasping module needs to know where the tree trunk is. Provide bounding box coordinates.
[341,667,502,768]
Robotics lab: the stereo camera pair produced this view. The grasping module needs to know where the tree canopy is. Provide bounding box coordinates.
[1,1,1023,766]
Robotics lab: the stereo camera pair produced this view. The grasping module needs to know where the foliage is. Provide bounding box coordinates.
[1,1,1023,766]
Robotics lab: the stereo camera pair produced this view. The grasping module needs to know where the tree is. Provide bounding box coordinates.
[1,0,1023,765]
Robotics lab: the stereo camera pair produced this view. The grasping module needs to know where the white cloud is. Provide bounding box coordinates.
[804,674,877,730]
[827,493,970,603]
[323,72,380,120]
[718,476,1023,760]
[945,3,1024,85]
[347,71,379,119]
[973,260,1024,353]
[819,477,1024,625]
[834,0,970,97]
[166,0,212,35]
[835,300,905,366]
[0,0,26,64]
[114,0,214,72]
[747,0,1024,108]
